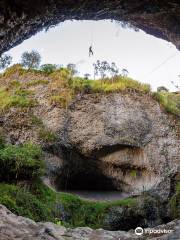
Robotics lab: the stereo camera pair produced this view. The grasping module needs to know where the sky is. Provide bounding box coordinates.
[6,20,180,91]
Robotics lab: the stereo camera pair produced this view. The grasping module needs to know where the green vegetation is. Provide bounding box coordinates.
[40,64,58,75]
[21,50,41,69]
[0,54,12,70]
[169,182,180,219]
[38,128,57,142]
[0,88,36,110]
[0,142,44,181]
[3,64,27,78]
[0,180,137,228]
[153,92,180,117]
[72,76,151,94]
[27,79,49,87]
[0,184,51,222]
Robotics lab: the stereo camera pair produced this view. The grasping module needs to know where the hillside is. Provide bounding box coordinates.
[0,64,179,237]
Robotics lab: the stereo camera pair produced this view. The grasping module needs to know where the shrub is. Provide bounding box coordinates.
[9,80,21,88]
[27,79,49,87]
[38,128,57,142]
[0,184,51,221]
[3,64,26,78]
[40,64,57,75]
[0,87,36,111]
[153,92,180,117]
[0,142,44,181]
[157,86,169,92]
[7,95,36,108]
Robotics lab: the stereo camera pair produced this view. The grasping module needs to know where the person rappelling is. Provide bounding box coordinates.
[89,45,94,57]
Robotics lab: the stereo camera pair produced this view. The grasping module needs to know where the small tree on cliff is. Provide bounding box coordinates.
[109,62,119,82]
[21,50,41,69]
[0,54,12,70]
[157,86,169,93]
[93,60,110,84]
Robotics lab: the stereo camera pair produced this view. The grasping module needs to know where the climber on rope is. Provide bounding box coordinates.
[89,45,94,57]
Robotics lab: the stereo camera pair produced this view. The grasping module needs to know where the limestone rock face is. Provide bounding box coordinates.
[0,204,179,240]
[0,1,180,54]
[57,93,180,197]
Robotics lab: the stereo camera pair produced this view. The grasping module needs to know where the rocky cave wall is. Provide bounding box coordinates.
[44,93,180,198]
[0,0,180,55]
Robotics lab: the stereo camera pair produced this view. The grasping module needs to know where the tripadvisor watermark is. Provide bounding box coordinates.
[135,227,174,236]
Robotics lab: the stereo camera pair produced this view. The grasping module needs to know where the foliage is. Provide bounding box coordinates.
[169,182,180,219]
[0,85,36,111]
[31,115,44,126]
[84,73,91,80]
[0,54,12,70]
[40,64,58,75]
[0,179,137,228]
[21,50,41,69]
[3,64,26,78]
[157,86,169,92]
[153,92,180,117]
[72,76,151,94]
[93,60,110,79]
[109,62,119,78]
[27,79,49,87]
[67,63,78,76]
[0,128,5,148]
[122,68,129,77]
[38,128,57,142]
[0,184,51,222]
[0,142,44,181]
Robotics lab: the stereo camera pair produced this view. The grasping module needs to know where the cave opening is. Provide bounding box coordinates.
[58,170,119,191]
[55,148,123,196]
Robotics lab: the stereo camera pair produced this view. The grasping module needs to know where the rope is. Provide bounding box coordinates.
[143,52,178,78]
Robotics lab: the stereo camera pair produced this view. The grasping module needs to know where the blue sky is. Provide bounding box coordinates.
[7,20,180,91]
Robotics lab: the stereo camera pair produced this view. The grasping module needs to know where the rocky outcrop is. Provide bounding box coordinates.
[0,1,180,54]
[51,93,180,199]
[0,204,179,240]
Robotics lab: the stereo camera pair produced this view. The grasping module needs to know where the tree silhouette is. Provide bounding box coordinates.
[0,54,12,70]
[122,68,129,77]
[21,50,41,69]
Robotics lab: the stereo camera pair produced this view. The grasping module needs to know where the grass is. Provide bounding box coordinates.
[72,76,151,94]
[0,142,44,181]
[153,92,180,117]
[3,64,27,78]
[38,128,57,142]
[27,79,49,87]
[0,184,52,222]
[0,86,36,111]
[0,180,137,228]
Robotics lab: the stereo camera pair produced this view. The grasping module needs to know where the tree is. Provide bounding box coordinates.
[157,86,169,93]
[93,60,110,80]
[21,50,41,69]
[0,54,12,70]
[122,68,129,77]
[84,73,91,80]
[67,63,78,76]
[109,62,119,81]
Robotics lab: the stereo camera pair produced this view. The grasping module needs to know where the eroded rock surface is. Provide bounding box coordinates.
[0,0,180,54]
[0,204,179,240]
[55,93,180,198]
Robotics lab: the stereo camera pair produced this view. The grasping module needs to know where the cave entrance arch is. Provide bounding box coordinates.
[0,1,180,54]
